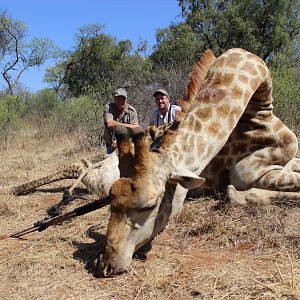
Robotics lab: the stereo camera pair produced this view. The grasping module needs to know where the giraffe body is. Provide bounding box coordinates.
[5,49,300,277]
[100,48,300,277]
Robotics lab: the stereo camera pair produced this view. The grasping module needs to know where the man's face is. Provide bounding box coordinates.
[114,96,127,112]
[155,93,170,110]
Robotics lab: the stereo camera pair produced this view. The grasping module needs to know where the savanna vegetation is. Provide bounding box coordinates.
[0,0,299,149]
[0,1,300,299]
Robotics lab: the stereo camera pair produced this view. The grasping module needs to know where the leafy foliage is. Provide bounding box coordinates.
[271,49,300,133]
[0,11,56,95]
[1,3,300,146]
[151,22,203,70]
[0,94,24,147]
[178,0,300,59]
[52,95,104,147]
[45,24,153,100]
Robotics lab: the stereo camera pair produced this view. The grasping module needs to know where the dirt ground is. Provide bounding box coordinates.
[0,130,300,300]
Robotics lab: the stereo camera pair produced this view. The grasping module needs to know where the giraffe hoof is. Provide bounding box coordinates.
[226,185,247,205]
[46,205,61,217]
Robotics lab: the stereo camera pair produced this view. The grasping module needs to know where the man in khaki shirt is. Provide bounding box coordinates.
[103,88,139,153]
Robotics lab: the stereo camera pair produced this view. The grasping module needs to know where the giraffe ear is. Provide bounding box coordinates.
[169,168,206,189]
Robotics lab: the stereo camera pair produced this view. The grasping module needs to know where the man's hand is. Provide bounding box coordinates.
[106,119,140,130]
[105,119,119,129]
[128,124,140,129]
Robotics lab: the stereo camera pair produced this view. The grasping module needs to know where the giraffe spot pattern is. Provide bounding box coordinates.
[185,157,195,165]
[181,114,196,130]
[243,90,252,105]
[231,86,243,99]
[217,130,227,140]
[227,54,243,68]
[217,104,230,118]
[199,88,226,103]
[206,122,221,137]
[241,62,258,76]
[214,56,226,68]
[258,64,267,78]
[221,72,234,86]
[194,121,202,133]
[188,135,195,148]
[195,107,212,121]
[228,107,243,130]
[250,77,260,90]
[238,74,249,84]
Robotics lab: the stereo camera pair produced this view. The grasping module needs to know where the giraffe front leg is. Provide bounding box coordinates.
[227,185,271,205]
[227,185,268,205]
[227,185,300,206]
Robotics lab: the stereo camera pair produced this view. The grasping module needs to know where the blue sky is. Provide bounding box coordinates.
[1,0,183,92]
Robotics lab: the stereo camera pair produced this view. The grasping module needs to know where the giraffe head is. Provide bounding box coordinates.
[99,126,205,277]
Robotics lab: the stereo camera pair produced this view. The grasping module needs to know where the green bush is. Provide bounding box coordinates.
[271,53,300,133]
[24,89,61,139]
[0,95,25,147]
[50,95,104,147]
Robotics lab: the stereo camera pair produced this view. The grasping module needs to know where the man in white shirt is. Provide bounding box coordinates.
[149,89,182,126]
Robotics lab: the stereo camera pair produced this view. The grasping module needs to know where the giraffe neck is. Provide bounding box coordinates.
[159,48,272,176]
[162,98,241,176]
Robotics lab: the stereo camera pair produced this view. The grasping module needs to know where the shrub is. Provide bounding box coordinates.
[270,52,300,134]
[0,95,25,148]
[50,95,104,147]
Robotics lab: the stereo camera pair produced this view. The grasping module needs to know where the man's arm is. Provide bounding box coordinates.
[130,109,139,125]
[105,119,139,129]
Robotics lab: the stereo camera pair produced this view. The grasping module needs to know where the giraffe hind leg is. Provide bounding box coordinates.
[228,162,300,205]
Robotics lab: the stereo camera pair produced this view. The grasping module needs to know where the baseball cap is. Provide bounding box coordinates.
[153,88,169,97]
[114,88,127,98]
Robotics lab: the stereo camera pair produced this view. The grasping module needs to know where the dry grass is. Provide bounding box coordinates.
[0,129,300,300]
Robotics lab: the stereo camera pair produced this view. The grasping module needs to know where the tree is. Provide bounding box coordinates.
[270,48,300,132]
[45,24,152,99]
[178,0,300,60]
[0,11,55,95]
[151,22,203,71]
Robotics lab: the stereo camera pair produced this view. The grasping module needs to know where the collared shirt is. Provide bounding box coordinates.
[149,104,182,126]
[103,102,138,145]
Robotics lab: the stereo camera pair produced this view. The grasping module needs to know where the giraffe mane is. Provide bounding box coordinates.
[187,49,216,101]
[177,49,216,118]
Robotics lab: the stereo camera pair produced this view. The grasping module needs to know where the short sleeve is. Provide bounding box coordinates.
[174,105,182,112]
[104,103,114,121]
[131,108,139,125]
